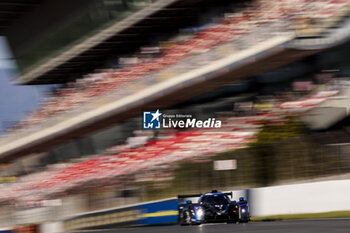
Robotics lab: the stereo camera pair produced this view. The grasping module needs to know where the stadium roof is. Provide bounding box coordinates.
[17,0,212,85]
[0,0,39,34]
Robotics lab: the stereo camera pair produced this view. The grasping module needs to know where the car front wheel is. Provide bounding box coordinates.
[180,210,192,225]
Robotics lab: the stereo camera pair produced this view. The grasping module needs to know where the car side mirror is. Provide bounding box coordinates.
[239,197,245,201]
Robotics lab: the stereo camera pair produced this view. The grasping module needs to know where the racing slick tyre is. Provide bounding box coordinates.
[180,210,192,225]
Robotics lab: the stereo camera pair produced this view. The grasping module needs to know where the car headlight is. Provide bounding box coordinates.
[241,208,246,213]
[196,208,204,219]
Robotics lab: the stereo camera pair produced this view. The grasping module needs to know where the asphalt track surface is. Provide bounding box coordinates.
[71,219,350,233]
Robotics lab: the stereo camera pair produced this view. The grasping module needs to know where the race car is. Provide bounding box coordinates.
[178,190,249,225]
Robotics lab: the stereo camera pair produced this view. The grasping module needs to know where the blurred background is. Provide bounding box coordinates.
[0,0,350,232]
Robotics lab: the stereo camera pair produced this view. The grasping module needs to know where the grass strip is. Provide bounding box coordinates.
[251,211,350,222]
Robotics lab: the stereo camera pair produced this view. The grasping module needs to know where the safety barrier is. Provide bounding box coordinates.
[0,228,13,233]
[63,198,179,232]
[249,179,350,217]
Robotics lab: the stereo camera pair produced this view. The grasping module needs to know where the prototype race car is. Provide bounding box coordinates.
[178,190,249,225]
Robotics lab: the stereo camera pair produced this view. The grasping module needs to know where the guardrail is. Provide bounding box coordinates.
[63,198,179,232]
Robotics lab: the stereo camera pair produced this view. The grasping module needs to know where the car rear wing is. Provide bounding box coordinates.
[178,191,233,199]
[223,192,233,197]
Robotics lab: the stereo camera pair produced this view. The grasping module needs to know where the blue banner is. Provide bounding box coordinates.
[63,199,180,231]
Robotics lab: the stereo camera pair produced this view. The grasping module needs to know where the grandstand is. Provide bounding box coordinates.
[1,0,349,162]
[1,0,350,229]
[0,87,342,204]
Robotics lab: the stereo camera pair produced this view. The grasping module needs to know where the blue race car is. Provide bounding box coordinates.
[178,190,249,225]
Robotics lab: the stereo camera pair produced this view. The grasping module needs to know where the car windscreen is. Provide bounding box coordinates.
[200,195,230,205]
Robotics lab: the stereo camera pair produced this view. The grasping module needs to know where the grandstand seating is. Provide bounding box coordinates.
[0,85,341,204]
[4,0,349,134]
